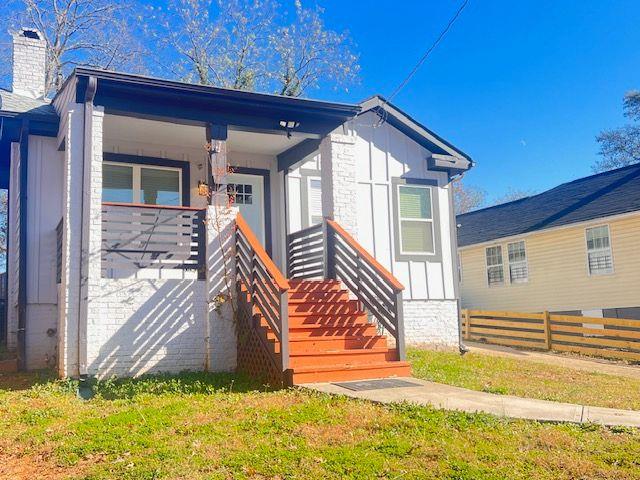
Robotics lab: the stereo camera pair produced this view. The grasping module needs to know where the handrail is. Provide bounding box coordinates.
[102,201,205,212]
[287,218,407,360]
[326,220,404,292]
[236,214,290,292]
[235,212,291,375]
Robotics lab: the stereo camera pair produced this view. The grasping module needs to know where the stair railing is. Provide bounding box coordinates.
[235,213,291,372]
[287,219,406,360]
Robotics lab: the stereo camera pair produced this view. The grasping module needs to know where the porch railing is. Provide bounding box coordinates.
[101,202,206,279]
[287,219,406,360]
[235,213,291,373]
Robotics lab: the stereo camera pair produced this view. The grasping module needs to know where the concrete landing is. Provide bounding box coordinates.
[302,377,640,428]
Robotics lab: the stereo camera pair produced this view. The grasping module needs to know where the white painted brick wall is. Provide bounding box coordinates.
[12,29,46,99]
[403,300,459,347]
[320,133,358,236]
[86,278,207,378]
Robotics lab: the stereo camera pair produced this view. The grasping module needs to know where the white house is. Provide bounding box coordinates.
[0,28,472,383]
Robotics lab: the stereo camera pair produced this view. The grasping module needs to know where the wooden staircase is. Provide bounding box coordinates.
[262,280,411,384]
[235,213,410,386]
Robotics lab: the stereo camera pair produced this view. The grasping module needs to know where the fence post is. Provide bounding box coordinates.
[279,289,290,375]
[325,221,336,280]
[543,310,551,350]
[394,290,406,361]
[464,309,471,341]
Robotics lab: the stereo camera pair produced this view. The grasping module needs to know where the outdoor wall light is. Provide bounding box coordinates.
[279,120,300,138]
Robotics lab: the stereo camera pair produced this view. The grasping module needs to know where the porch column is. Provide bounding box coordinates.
[205,203,238,372]
[319,132,358,236]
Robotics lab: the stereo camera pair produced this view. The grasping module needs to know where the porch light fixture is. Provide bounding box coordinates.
[198,181,210,197]
[279,120,300,138]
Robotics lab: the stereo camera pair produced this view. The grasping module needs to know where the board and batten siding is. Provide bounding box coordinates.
[459,213,640,312]
[351,112,456,301]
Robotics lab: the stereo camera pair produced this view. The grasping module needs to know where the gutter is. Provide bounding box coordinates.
[76,76,97,378]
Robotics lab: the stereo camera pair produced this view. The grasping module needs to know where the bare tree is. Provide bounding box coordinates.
[492,187,535,206]
[148,0,359,97]
[593,91,640,172]
[3,0,143,93]
[274,2,359,96]
[453,179,486,214]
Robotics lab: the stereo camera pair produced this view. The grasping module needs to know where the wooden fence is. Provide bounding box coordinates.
[462,309,640,363]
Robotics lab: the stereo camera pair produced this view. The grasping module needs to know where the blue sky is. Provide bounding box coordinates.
[313,0,640,200]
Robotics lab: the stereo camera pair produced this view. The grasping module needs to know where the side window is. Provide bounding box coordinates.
[397,185,435,255]
[586,225,613,275]
[308,177,323,225]
[485,245,504,286]
[507,240,528,283]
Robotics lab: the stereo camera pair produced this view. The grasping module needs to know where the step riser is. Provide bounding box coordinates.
[292,365,412,384]
[288,300,361,315]
[265,325,380,339]
[261,316,370,329]
[290,350,398,368]
[288,292,350,303]
[288,337,389,352]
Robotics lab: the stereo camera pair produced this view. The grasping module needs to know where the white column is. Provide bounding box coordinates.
[320,133,358,236]
[205,203,238,372]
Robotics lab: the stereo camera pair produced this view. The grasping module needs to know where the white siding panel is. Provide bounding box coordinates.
[371,123,388,182]
[372,184,392,270]
[27,136,63,304]
[426,262,445,299]
[356,183,374,253]
[354,118,372,182]
[409,261,429,299]
[386,122,406,179]
[287,175,302,233]
[439,185,456,299]
[394,261,412,300]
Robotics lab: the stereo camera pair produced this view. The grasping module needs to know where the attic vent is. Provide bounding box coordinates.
[22,29,41,40]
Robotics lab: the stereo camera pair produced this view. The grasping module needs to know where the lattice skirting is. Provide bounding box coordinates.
[236,296,284,387]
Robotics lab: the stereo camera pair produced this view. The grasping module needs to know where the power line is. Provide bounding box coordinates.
[383,0,470,106]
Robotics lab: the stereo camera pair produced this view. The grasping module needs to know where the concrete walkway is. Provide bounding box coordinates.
[465,342,640,380]
[303,377,640,428]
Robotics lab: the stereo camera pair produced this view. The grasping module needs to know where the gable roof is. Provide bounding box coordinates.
[457,163,640,247]
[359,95,473,174]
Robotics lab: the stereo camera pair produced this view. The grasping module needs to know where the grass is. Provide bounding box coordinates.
[409,348,640,410]
[1,371,639,479]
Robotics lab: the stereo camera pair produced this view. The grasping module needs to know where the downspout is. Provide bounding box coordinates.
[448,172,469,354]
[17,119,29,370]
[76,76,97,378]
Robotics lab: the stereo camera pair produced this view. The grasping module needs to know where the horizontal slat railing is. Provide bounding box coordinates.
[286,218,406,361]
[462,309,640,362]
[101,203,205,279]
[236,213,291,373]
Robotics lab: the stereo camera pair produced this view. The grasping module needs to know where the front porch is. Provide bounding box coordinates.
[52,68,408,383]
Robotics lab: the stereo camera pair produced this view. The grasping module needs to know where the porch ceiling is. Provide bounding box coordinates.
[104,114,307,156]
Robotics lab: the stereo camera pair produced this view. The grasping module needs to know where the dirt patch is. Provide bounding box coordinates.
[0,451,89,480]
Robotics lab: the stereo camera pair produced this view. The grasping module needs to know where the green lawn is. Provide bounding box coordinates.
[1,371,639,479]
[409,348,640,410]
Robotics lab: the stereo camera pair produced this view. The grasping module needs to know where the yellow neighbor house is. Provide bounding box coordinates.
[457,163,640,319]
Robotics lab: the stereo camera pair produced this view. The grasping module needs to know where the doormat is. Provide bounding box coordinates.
[333,378,421,391]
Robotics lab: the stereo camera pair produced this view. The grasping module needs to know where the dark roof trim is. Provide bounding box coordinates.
[56,68,361,137]
[277,138,322,171]
[0,111,58,139]
[359,95,473,174]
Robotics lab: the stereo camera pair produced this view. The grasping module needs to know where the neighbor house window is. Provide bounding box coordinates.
[397,185,435,255]
[507,240,528,283]
[586,225,613,275]
[486,245,504,286]
[103,162,182,206]
[308,177,323,225]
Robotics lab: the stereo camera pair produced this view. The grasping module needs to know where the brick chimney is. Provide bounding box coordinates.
[12,28,47,99]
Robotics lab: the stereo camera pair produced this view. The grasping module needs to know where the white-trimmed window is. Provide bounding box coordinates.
[397,185,435,255]
[586,225,613,275]
[103,162,182,206]
[507,240,528,283]
[485,245,504,286]
[307,177,323,225]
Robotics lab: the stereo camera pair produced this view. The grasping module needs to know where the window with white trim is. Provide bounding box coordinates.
[103,162,182,206]
[507,240,528,283]
[308,177,323,225]
[397,185,435,255]
[485,245,504,286]
[586,225,613,275]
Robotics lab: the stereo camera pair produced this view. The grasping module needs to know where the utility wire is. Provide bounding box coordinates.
[378,0,470,119]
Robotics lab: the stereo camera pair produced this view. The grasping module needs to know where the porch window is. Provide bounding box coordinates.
[486,245,504,286]
[507,240,528,283]
[586,225,613,275]
[397,185,435,255]
[308,177,323,225]
[103,162,182,206]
